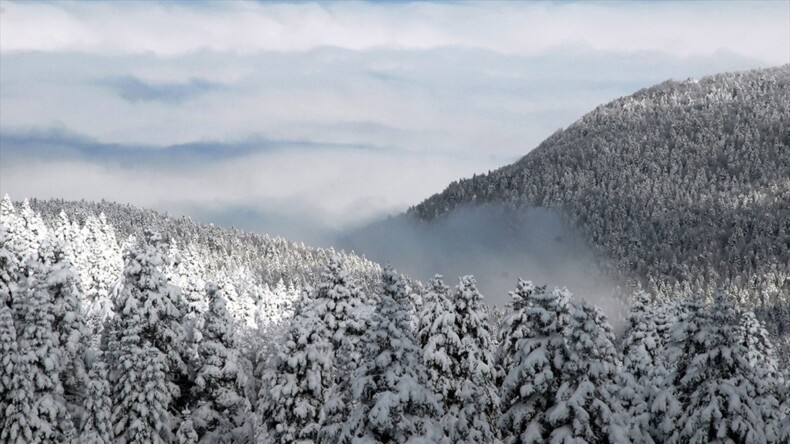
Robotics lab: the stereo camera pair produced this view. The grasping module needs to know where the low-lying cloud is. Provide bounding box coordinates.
[101,76,223,104]
[339,204,626,323]
[0,129,505,238]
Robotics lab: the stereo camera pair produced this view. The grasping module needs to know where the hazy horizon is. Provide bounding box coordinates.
[2,0,789,242]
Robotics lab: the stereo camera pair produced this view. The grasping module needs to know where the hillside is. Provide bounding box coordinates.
[8,197,381,332]
[410,65,790,337]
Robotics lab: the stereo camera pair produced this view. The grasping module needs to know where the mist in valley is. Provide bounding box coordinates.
[338,204,627,324]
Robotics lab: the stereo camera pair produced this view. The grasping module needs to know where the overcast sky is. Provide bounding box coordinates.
[1,0,788,244]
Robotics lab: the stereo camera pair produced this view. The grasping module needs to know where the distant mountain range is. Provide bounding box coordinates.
[409,65,790,338]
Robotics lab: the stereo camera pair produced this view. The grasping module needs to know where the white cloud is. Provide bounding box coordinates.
[0,0,786,233]
[0,47,764,154]
[1,1,787,65]
[0,144,500,235]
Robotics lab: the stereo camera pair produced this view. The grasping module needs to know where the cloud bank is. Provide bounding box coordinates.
[100,76,223,104]
[1,0,787,246]
[339,204,626,323]
[0,129,502,241]
[2,1,787,65]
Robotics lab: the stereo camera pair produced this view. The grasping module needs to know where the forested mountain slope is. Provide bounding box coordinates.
[410,65,790,336]
[28,198,382,288]
[12,197,381,331]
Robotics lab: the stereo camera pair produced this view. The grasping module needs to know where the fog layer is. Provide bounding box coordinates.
[339,204,625,322]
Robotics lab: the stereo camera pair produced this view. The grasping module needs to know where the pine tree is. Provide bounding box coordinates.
[2,325,35,443]
[13,199,48,265]
[36,236,89,409]
[499,287,573,444]
[669,294,770,443]
[191,282,251,443]
[617,291,662,444]
[0,305,18,431]
[126,347,174,444]
[0,194,15,223]
[496,279,542,390]
[110,231,184,443]
[258,289,333,443]
[417,275,457,414]
[649,296,703,442]
[97,212,123,279]
[780,392,790,444]
[81,214,122,336]
[447,276,499,443]
[166,242,208,401]
[52,210,78,267]
[171,243,207,342]
[551,299,628,443]
[176,414,199,444]
[314,255,369,444]
[6,271,73,442]
[79,360,114,444]
[0,222,20,308]
[346,267,444,443]
[738,311,784,442]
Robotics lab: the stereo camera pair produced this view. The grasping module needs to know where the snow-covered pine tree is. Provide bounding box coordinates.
[167,242,208,390]
[670,294,772,443]
[315,255,369,444]
[36,236,90,410]
[0,304,18,431]
[52,210,71,243]
[176,413,199,444]
[52,210,79,269]
[1,311,36,443]
[738,310,785,442]
[111,344,148,443]
[191,282,252,443]
[780,392,790,444]
[110,231,185,443]
[81,214,122,336]
[447,276,499,444]
[496,279,542,390]
[552,299,628,443]
[258,288,333,443]
[213,270,239,324]
[170,243,207,330]
[346,266,444,443]
[416,275,457,414]
[0,194,15,223]
[649,296,703,442]
[126,347,174,444]
[6,266,74,442]
[0,225,23,433]
[498,287,573,444]
[13,199,48,265]
[96,213,123,280]
[0,223,18,308]
[617,291,662,444]
[79,359,113,444]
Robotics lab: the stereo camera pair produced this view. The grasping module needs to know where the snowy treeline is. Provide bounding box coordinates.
[410,65,790,344]
[14,197,383,331]
[26,197,384,293]
[2,197,788,442]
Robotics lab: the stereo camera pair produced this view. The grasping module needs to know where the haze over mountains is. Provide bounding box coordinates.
[4,0,788,243]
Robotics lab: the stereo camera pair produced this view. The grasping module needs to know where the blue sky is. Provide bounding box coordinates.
[1,0,788,243]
